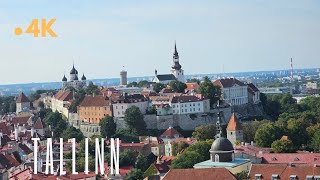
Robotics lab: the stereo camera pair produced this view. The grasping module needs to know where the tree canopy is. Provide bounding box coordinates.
[192,124,216,141]
[124,106,147,135]
[271,139,295,153]
[153,83,165,93]
[197,76,221,107]
[99,115,116,138]
[169,80,187,93]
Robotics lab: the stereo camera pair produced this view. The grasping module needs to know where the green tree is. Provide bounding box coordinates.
[29,93,41,102]
[242,120,270,143]
[135,154,149,171]
[86,81,101,95]
[169,80,187,93]
[127,81,138,87]
[126,168,144,180]
[234,171,249,180]
[197,76,221,107]
[312,129,320,152]
[153,83,165,93]
[307,123,320,138]
[254,123,282,147]
[69,89,86,113]
[138,80,149,88]
[187,78,200,85]
[192,124,216,141]
[61,126,84,142]
[287,118,309,149]
[271,139,295,153]
[99,115,116,138]
[124,106,147,135]
[113,129,139,143]
[44,111,67,138]
[171,140,212,169]
[172,141,189,156]
[120,150,137,166]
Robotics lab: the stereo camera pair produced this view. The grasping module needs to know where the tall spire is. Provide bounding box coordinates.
[173,41,179,59]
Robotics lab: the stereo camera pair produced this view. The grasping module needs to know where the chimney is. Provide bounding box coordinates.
[0,132,3,147]
[14,125,19,140]
[31,127,35,137]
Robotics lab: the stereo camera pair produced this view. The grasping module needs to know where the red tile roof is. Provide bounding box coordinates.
[248,164,320,180]
[185,83,199,91]
[163,168,237,180]
[79,95,110,107]
[171,95,204,103]
[12,116,31,126]
[0,122,10,135]
[54,90,73,101]
[16,92,30,103]
[34,118,44,129]
[259,153,320,165]
[213,78,246,88]
[160,127,182,139]
[227,113,242,131]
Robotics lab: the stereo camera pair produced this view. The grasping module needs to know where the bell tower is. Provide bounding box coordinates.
[170,42,185,83]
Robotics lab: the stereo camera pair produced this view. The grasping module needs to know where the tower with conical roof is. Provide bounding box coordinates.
[226,113,243,145]
[16,92,30,114]
[170,42,185,83]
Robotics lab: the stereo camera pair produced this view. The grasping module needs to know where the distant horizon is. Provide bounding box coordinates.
[0,1,319,84]
[0,66,318,86]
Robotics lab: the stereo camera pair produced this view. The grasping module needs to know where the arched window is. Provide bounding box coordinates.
[215,154,220,162]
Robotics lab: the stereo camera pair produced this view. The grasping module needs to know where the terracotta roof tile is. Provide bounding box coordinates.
[213,78,246,88]
[79,95,110,107]
[54,90,73,101]
[16,92,30,103]
[160,127,182,139]
[227,113,242,131]
[163,168,237,180]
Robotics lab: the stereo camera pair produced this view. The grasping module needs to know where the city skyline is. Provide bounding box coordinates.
[0,0,320,84]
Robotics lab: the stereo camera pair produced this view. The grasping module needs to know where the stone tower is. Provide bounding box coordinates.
[16,92,30,113]
[120,70,127,86]
[226,113,243,145]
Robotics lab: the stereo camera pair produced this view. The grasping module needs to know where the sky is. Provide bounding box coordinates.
[0,0,320,84]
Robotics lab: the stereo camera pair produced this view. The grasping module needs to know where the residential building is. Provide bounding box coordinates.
[141,136,165,156]
[155,104,172,116]
[61,64,87,90]
[213,78,248,106]
[51,90,73,118]
[247,83,260,104]
[170,95,210,115]
[144,156,175,178]
[163,168,237,180]
[78,95,112,124]
[16,93,30,114]
[153,42,185,84]
[227,113,243,145]
[112,94,148,118]
[248,164,320,180]
[306,81,318,89]
[185,82,199,94]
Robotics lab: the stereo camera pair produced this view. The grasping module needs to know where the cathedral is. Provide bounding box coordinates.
[61,65,87,89]
[153,42,185,84]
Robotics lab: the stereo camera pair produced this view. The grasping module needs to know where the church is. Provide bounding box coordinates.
[61,64,87,89]
[153,42,185,84]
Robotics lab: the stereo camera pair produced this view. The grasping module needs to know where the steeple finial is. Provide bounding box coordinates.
[174,41,179,58]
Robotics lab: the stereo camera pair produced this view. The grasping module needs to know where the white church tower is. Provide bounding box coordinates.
[170,42,185,83]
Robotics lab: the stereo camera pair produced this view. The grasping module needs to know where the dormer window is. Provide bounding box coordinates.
[290,175,297,180]
[255,174,262,180]
[214,154,219,162]
[271,174,279,180]
[294,157,299,161]
[306,175,313,180]
[272,157,277,161]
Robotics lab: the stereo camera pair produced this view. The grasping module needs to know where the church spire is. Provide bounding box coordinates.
[173,41,179,59]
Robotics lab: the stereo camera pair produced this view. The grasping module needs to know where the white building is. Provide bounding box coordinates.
[170,95,210,115]
[51,90,73,118]
[213,78,248,106]
[112,94,148,118]
[247,83,260,104]
[153,42,185,84]
[306,82,318,89]
[62,65,87,89]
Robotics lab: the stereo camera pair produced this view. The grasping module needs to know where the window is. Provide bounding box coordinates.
[173,110,175,113]
[230,132,233,135]
[271,174,279,180]
[214,154,219,162]
[182,109,183,112]
[116,106,118,109]
[306,175,313,180]
[290,175,297,180]
[173,105,175,108]
[315,175,320,180]
[193,103,195,106]
[254,174,262,180]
